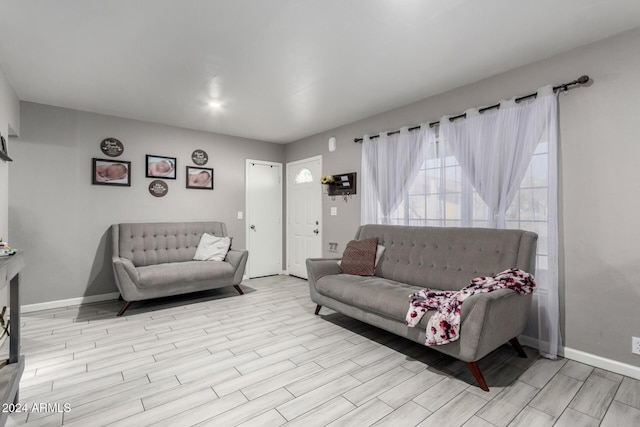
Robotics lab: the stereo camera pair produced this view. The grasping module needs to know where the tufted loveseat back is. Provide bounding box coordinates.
[355,224,537,291]
[112,222,228,267]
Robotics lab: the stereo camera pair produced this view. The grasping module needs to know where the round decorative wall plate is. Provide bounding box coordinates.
[148,180,169,197]
[191,149,208,166]
[100,138,124,157]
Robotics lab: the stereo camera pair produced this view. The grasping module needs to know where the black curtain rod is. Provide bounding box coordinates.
[354,75,590,143]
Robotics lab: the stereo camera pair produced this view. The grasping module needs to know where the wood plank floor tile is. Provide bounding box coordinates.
[175,350,260,384]
[476,380,539,427]
[413,377,470,412]
[283,396,356,427]
[569,372,619,419]
[614,376,640,409]
[277,376,361,421]
[460,416,496,427]
[417,391,488,427]
[142,371,237,409]
[528,373,583,417]
[62,376,179,423]
[236,409,287,427]
[241,362,323,400]
[284,360,359,397]
[600,401,640,427]
[61,399,144,427]
[373,401,431,426]
[506,406,555,427]
[554,408,600,427]
[107,387,222,427]
[517,357,567,389]
[194,388,294,426]
[343,366,414,406]
[326,398,393,427]
[378,369,445,409]
[213,360,297,396]
[558,360,594,381]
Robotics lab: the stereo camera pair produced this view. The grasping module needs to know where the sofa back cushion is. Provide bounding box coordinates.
[114,222,228,267]
[354,224,537,292]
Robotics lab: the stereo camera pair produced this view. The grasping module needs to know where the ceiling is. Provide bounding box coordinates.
[1,1,639,144]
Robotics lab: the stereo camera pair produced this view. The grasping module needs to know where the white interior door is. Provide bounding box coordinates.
[246,160,282,278]
[287,156,322,279]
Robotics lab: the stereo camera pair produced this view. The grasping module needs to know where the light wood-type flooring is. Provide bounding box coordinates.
[6,275,640,426]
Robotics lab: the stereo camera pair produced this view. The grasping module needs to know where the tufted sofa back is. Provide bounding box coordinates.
[355,224,537,291]
[112,222,228,267]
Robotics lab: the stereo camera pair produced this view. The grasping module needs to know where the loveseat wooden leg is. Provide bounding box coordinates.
[510,337,527,358]
[233,285,244,295]
[314,305,322,315]
[117,301,133,317]
[467,362,489,392]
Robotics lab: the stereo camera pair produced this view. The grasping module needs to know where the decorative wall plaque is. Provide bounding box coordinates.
[191,149,208,165]
[148,180,169,197]
[100,138,124,157]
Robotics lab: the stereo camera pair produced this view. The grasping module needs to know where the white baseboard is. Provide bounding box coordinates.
[21,292,120,314]
[563,347,640,380]
[519,335,640,380]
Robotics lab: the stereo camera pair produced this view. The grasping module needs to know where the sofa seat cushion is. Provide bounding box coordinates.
[316,274,434,327]
[137,261,235,288]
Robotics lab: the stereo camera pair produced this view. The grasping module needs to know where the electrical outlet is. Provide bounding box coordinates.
[633,337,640,355]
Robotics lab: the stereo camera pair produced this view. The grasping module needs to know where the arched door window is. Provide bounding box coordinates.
[294,168,314,184]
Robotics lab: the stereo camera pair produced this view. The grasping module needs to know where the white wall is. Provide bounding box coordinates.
[285,27,640,368]
[10,102,284,305]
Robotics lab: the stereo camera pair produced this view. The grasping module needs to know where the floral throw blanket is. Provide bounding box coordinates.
[405,268,536,346]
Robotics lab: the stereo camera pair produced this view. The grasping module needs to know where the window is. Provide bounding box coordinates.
[388,140,550,271]
[294,168,313,184]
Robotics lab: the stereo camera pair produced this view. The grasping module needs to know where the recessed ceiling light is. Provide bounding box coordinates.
[208,101,223,109]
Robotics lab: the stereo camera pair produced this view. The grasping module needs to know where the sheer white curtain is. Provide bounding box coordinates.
[361,126,434,224]
[440,86,560,358]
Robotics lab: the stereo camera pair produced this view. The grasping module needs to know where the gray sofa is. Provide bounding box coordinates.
[111,221,248,316]
[307,224,537,391]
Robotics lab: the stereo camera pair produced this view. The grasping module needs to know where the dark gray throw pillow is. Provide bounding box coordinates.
[340,237,379,276]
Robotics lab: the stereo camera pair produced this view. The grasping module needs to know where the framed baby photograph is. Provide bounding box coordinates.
[146,155,176,179]
[186,166,213,190]
[93,158,131,186]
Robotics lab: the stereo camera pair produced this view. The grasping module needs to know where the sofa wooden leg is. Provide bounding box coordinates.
[117,301,133,317]
[314,305,322,315]
[467,362,489,392]
[233,285,244,295]
[510,337,527,358]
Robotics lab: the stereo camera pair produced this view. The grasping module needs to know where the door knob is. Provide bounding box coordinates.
[250,225,256,230]
[313,229,319,235]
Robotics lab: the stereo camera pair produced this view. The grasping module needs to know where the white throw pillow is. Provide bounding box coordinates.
[193,233,231,261]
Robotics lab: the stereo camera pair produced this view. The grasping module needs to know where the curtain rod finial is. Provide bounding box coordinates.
[577,75,589,85]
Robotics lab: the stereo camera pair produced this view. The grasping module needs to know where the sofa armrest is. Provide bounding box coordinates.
[457,289,533,361]
[306,258,341,297]
[112,257,140,299]
[224,249,249,284]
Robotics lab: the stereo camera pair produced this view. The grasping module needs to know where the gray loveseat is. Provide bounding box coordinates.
[112,221,248,316]
[307,224,537,391]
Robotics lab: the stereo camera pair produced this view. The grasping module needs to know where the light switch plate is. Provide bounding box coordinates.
[237,211,243,220]
[330,207,337,216]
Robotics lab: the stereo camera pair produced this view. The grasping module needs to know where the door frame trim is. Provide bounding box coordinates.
[286,155,323,278]
[245,159,283,278]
